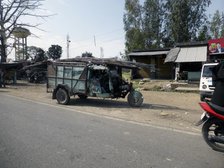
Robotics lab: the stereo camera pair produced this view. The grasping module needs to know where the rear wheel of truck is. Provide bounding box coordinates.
[56,88,70,105]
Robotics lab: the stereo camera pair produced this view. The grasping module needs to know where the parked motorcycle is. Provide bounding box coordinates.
[196,101,224,152]
[196,61,224,152]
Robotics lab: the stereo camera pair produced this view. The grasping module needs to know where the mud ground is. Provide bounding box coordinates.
[0,81,203,133]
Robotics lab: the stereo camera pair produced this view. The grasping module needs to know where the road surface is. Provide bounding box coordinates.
[0,94,223,168]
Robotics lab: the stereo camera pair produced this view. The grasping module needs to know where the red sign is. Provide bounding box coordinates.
[208,38,224,54]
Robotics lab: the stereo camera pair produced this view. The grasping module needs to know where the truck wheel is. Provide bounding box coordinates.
[128,91,143,107]
[56,88,70,105]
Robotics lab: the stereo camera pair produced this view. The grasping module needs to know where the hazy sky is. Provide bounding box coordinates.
[25,0,223,60]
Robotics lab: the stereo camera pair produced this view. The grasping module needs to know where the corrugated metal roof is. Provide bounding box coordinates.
[175,46,207,62]
[128,51,169,56]
[164,47,180,63]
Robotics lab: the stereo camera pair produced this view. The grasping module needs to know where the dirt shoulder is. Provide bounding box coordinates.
[0,81,202,133]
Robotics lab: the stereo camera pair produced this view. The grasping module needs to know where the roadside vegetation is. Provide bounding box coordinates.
[123,0,224,54]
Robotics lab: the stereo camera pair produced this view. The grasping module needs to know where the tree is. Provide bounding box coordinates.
[81,52,93,57]
[123,0,211,51]
[123,0,145,53]
[0,0,47,62]
[143,0,164,49]
[47,45,62,60]
[27,46,47,62]
[197,24,211,41]
[27,46,38,60]
[163,0,211,44]
[34,47,46,62]
[209,10,224,38]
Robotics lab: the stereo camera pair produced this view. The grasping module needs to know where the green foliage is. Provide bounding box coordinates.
[164,0,190,43]
[34,48,47,62]
[124,0,143,30]
[81,52,93,57]
[164,0,211,43]
[0,0,47,62]
[125,28,146,52]
[123,0,212,51]
[143,0,164,49]
[47,45,62,60]
[210,10,224,38]
[124,0,144,52]
[197,25,211,41]
[27,46,47,63]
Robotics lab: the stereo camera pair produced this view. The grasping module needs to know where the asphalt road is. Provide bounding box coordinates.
[0,94,223,168]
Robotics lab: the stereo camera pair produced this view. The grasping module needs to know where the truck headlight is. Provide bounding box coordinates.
[202,85,207,89]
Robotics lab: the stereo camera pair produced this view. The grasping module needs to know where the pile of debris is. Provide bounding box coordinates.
[22,60,48,83]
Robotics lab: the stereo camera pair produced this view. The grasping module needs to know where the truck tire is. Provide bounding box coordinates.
[56,88,70,105]
[128,91,143,107]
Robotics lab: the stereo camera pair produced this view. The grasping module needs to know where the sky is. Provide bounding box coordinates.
[15,0,224,60]
[26,0,126,60]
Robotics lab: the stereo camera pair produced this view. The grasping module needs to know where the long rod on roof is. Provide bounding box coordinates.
[67,34,71,59]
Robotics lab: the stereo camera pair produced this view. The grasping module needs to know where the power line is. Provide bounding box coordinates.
[73,36,124,49]
[73,28,124,43]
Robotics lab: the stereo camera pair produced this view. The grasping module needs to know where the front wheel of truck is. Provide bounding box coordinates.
[127,91,143,107]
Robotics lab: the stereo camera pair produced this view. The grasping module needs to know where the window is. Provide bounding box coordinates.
[64,79,72,86]
[72,67,84,79]
[203,65,216,77]
[73,81,85,92]
[57,66,63,78]
[57,78,63,85]
[64,67,72,78]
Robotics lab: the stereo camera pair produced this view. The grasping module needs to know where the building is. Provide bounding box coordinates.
[0,62,23,86]
[165,42,208,82]
[128,49,172,79]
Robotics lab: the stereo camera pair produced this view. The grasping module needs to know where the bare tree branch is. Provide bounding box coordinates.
[0,0,51,62]
[4,1,24,23]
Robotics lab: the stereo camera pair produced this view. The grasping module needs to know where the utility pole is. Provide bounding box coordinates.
[100,47,104,58]
[94,35,96,47]
[66,34,71,59]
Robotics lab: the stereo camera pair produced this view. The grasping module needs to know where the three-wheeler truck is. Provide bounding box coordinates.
[47,57,144,107]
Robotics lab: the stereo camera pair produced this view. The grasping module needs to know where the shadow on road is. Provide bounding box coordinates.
[149,104,187,111]
[0,89,9,93]
[67,98,186,111]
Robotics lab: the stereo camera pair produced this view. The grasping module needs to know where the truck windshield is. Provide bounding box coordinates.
[202,65,215,77]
